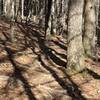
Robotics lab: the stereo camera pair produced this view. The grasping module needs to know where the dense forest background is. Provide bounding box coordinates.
[0,0,100,100]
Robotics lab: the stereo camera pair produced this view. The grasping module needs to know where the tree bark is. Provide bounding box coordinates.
[96,0,100,46]
[67,0,85,72]
[21,0,24,19]
[0,0,3,15]
[83,0,96,58]
[45,0,52,39]
[10,0,15,42]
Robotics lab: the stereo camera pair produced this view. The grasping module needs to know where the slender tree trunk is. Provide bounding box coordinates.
[67,0,85,72]
[96,0,100,46]
[83,0,96,58]
[10,0,15,42]
[21,0,24,19]
[0,0,3,16]
[45,0,52,39]
[3,0,7,16]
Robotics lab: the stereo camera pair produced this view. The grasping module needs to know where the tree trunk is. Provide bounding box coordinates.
[67,0,85,72]
[83,0,96,58]
[10,0,15,42]
[96,0,100,46]
[45,0,52,39]
[0,0,3,16]
[21,0,24,19]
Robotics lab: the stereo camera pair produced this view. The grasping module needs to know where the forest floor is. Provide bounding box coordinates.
[0,20,100,100]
